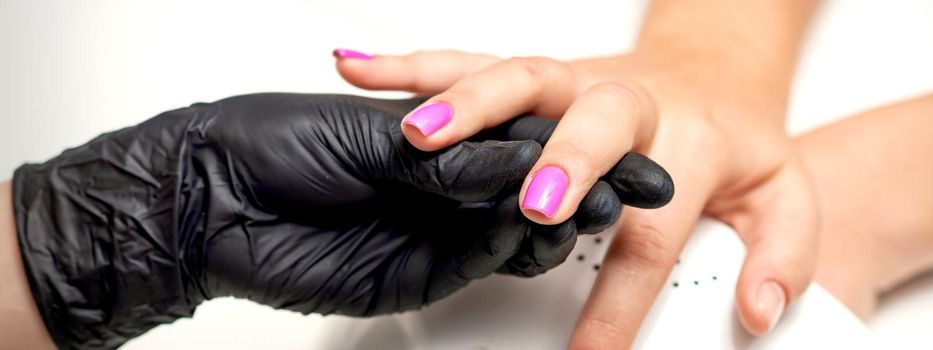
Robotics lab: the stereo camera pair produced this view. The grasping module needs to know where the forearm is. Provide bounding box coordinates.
[800,95,933,281]
[0,181,55,349]
[635,0,819,115]
[797,94,933,316]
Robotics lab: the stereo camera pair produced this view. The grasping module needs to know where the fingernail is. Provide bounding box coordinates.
[522,166,569,218]
[332,48,374,60]
[402,103,453,136]
[757,281,786,332]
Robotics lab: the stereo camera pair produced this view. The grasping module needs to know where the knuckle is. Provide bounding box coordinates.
[610,222,676,270]
[583,81,657,148]
[506,56,565,83]
[408,73,431,93]
[783,256,816,296]
[587,81,643,110]
[406,50,439,68]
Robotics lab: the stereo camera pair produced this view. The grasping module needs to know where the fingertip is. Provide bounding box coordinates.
[610,153,675,209]
[737,278,789,336]
[335,56,376,88]
[400,123,454,152]
[732,171,818,336]
[333,48,374,60]
[402,102,453,136]
[520,207,558,224]
[334,50,411,92]
[398,125,430,150]
[575,181,622,234]
[520,165,571,224]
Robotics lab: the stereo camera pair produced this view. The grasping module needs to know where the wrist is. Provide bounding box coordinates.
[11,105,206,348]
[632,0,817,111]
[0,181,55,349]
[629,44,792,113]
[613,49,791,129]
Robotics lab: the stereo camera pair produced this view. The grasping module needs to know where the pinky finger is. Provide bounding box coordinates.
[334,49,500,94]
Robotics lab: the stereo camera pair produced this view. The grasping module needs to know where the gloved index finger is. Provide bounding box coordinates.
[381,138,542,202]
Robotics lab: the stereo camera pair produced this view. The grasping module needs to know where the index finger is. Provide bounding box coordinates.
[569,152,713,349]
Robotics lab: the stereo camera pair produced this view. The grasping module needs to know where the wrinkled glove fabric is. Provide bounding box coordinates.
[12,93,673,349]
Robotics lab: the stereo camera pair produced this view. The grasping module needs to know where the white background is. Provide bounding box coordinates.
[1,0,931,348]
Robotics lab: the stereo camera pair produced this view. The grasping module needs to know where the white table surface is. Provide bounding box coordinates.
[1,1,931,348]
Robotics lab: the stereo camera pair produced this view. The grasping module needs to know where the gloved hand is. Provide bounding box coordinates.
[12,93,672,349]
[485,116,674,276]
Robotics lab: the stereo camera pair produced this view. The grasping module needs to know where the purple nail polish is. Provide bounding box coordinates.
[522,166,569,218]
[402,103,453,136]
[332,48,374,60]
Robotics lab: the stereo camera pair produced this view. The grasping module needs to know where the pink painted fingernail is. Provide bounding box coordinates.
[332,48,374,60]
[402,103,453,136]
[522,166,569,218]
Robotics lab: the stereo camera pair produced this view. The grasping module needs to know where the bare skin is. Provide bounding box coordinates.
[799,94,933,320]
[335,1,821,346]
[0,181,56,349]
[1,95,932,348]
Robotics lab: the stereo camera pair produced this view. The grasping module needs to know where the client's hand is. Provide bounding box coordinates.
[335,46,817,347]
[797,94,933,319]
[12,93,672,349]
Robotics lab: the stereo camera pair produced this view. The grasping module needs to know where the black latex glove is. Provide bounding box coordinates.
[12,93,672,350]
[483,117,675,276]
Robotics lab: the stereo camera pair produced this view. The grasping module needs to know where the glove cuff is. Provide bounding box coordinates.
[12,108,206,349]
